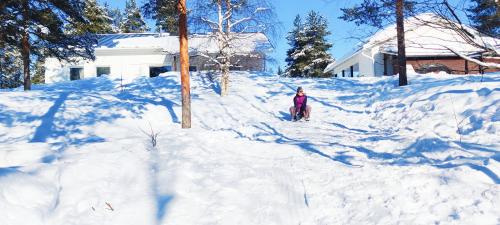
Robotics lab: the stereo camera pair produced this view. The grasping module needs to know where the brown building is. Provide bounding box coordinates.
[386,55,500,75]
[325,13,500,77]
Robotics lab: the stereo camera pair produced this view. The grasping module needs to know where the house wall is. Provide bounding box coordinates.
[186,54,266,72]
[390,56,500,75]
[372,48,386,76]
[45,52,172,83]
[45,51,267,83]
[483,57,500,73]
[331,51,375,77]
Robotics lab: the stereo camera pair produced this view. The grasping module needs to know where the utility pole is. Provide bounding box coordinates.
[396,0,408,86]
[178,0,191,128]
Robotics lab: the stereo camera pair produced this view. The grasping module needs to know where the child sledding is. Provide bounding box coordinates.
[289,86,312,121]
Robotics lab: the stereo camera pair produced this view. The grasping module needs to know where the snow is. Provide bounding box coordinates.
[365,13,499,56]
[0,71,499,224]
[97,33,272,54]
[37,25,50,35]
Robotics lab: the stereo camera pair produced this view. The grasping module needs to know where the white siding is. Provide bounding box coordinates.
[45,51,171,83]
[372,46,386,76]
[331,50,376,77]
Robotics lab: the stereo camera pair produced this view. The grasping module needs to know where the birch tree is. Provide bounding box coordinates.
[191,0,277,96]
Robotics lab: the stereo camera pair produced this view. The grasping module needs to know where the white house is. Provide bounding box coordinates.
[44,32,271,83]
[325,13,500,77]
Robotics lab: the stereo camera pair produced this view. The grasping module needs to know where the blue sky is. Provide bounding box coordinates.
[103,0,470,70]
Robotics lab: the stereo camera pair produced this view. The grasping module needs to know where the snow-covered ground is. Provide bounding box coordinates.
[0,72,499,225]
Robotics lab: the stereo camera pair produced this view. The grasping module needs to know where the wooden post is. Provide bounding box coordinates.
[178,0,191,128]
[464,60,469,74]
[383,54,387,75]
[396,0,408,86]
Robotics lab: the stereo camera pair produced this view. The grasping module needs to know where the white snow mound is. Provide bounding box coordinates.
[0,71,499,224]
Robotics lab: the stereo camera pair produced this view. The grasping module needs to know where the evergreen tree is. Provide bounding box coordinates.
[32,57,45,84]
[285,15,307,77]
[66,0,114,35]
[121,0,149,33]
[340,0,421,86]
[303,11,334,77]
[285,12,333,78]
[1,0,96,90]
[468,0,499,37]
[0,44,23,88]
[142,0,178,34]
[105,3,124,33]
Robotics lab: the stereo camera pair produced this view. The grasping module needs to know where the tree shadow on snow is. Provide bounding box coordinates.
[0,76,190,166]
[247,122,359,167]
[344,137,500,184]
[198,72,221,95]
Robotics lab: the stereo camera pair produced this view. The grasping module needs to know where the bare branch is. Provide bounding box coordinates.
[445,47,500,69]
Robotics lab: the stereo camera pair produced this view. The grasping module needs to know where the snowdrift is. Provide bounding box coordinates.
[0,72,499,224]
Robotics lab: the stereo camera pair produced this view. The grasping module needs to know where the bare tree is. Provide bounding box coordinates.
[190,0,278,96]
[429,1,500,69]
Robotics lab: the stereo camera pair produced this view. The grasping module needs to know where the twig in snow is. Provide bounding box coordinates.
[105,202,114,211]
[140,122,160,148]
[450,97,462,143]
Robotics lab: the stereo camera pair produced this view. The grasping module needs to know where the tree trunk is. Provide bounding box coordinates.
[178,0,191,128]
[219,0,232,97]
[396,0,408,86]
[22,0,31,91]
[220,60,230,96]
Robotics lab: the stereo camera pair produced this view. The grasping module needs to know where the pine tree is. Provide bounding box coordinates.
[285,12,333,78]
[105,3,124,33]
[285,15,307,77]
[468,0,499,37]
[0,44,23,88]
[66,0,114,35]
[1,0,96,90]
[121,0,149,33]
[32,57,45,84]
[302,11,334,77]
[142,0,178,34]
[340,0,418,85]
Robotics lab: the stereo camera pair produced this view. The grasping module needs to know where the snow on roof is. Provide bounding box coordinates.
[325,13,500,72]
[372,13,499,56]
[96,32,272,54]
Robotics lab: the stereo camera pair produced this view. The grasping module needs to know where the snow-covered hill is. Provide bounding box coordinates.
[0,72,499,224]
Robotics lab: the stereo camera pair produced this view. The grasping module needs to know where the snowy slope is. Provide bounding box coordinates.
[0,72,499,225]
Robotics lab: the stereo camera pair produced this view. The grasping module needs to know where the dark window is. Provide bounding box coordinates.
[229,66,242,71]
[352,64,360,77]
[96,67,110,77]
[70,68,83,80]
[342,70,345,77]
[189,66,197,72]
[334,74,337,77]
[149,66,172,77]
[415,63,451,74]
